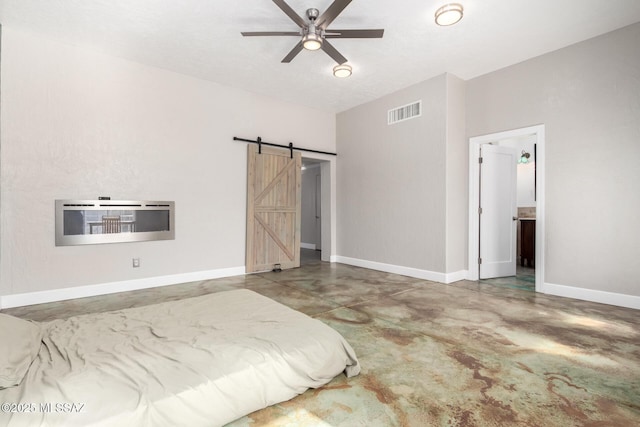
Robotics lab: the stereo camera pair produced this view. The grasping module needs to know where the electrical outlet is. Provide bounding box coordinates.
[132,258,140,268]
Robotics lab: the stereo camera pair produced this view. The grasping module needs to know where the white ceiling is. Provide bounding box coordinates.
[1,0,640,113]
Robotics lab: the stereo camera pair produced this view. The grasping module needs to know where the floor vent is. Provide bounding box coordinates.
[388,100,422,125]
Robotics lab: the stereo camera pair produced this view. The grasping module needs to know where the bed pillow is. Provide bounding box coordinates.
[0,313,43,389]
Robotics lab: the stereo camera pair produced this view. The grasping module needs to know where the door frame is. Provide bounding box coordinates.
[301,154,336,262]
[467,124,545,293]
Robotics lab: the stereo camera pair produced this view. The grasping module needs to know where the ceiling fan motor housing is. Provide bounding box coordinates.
[302,8,322,50]
[306,8,320,21]
[305,8,321,38]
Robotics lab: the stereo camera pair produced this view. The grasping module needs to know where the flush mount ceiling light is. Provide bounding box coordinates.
[333,64,352,78]
[435,3,464,26]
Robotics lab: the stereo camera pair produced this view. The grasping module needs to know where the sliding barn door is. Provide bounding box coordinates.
[246,144,301,273]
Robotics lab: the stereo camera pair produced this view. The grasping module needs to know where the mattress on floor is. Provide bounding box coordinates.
[0,289,360,427]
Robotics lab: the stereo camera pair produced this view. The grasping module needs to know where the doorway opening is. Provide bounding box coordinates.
[467,125,545,293]
[300,157,332,265]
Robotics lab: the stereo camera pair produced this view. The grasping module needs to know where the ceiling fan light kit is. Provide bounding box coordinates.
[435,3,464,26]
[302,32,323,50]
[333,64,352,78]
[241,0,383,76]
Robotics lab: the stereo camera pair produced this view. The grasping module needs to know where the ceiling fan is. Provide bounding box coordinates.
[241,0,384,64]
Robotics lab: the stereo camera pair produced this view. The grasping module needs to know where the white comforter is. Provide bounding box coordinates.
[1,289,360,426]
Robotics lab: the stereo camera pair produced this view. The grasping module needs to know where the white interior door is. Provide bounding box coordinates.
[479,144,518,279]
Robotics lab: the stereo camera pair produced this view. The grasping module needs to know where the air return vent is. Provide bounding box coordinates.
[388,100,422,125]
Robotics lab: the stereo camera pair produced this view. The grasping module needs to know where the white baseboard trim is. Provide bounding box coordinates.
[0,266,246,309]
[334,256,467,284]
[445,269,469,284]
[300,242,317,250]
[544,282,640,310]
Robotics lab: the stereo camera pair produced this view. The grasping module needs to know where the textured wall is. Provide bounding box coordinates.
[337,75,448,273]
[0,27,335,296]
[445,74,468,274]
[467,23,640,296]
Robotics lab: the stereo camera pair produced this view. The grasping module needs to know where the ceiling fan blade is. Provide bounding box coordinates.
[325,29,384,38]
[282,41,304,63]
[321,40,347,65]
[241,31,301,37]
[316,0,353,29]
[272,0,306,28]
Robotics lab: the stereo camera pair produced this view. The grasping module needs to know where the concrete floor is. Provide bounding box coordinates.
[480,264,536,292]
[3,251,639,426]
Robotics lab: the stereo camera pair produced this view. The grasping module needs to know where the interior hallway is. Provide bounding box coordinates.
[2,255,639,426]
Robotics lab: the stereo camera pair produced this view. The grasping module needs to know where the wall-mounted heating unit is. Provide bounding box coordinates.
[55,200,175,246]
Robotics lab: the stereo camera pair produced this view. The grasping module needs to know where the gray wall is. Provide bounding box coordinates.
[3,20,638,304]
[337,73,466,274]
[467,23,640,296]
[0,27,335,297]
[336,22,640,297]
[445,74,467,274]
